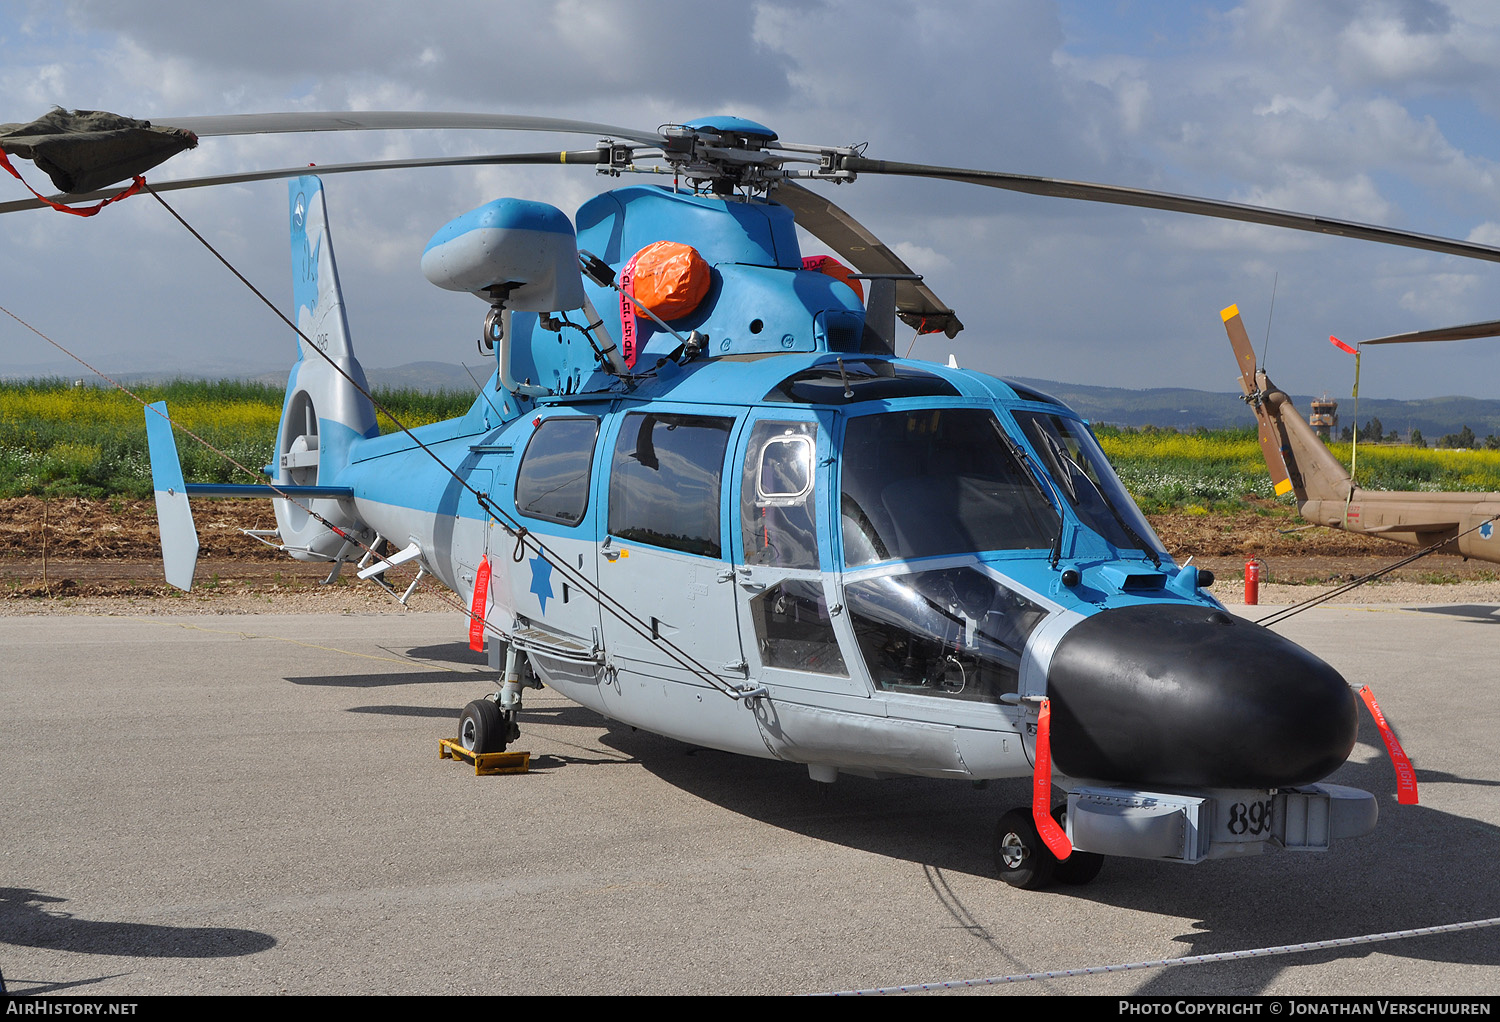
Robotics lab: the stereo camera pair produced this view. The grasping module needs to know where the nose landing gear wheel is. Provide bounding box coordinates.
[994,807,1105,888]
[994,809,1056,889]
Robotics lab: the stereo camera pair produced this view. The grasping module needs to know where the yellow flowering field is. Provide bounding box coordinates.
[1,379,473,497]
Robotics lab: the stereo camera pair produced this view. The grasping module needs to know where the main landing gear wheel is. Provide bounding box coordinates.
[459,699,509,754]
[994,809,1056,890]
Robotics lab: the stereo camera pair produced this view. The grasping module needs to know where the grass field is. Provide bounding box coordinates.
[6,380,1500,504]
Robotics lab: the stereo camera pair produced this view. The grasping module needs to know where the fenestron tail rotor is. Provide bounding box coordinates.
[1222,303,1293,498]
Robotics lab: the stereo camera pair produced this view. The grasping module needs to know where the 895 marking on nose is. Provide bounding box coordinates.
[1227,798,1274,836]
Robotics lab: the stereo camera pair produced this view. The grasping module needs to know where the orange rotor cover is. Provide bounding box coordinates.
[628,241,711,320]
[802,254,864,303]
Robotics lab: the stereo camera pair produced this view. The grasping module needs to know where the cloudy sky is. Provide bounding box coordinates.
[4,0,1500,400]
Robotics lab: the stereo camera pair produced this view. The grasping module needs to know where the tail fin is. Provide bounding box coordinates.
[1221,304,1354,510]
[273,176,378,560]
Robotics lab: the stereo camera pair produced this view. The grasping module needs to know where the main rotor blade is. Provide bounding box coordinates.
[0,150,609,215]
[160,111,664,148]
[1358,318,1500,345]
[775,181,963,338]
[846,157,1500,265]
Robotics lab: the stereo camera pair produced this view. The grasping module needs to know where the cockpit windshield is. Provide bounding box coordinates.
[840,408,1059,566]
[1013,411,1166,557]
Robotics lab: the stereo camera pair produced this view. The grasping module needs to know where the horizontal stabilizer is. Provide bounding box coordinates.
[357,541,423,580]
[144,401,199,591]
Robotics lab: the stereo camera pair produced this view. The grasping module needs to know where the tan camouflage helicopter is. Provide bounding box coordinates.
[1223,306,1500,563]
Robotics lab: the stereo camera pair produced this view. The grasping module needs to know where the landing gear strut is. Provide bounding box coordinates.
[459,643,536,754]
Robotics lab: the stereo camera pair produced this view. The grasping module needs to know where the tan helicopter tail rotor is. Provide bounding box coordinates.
[1222,304,1358,514]
[1222,304,1294,499]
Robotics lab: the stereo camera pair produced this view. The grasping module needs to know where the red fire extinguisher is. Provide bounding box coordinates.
[1244,559,1262,605]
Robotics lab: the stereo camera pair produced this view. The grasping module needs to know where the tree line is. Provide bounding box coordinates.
[1339,417,1500,450]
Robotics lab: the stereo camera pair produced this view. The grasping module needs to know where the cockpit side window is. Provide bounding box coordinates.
[1013,411,1166,556]
[839,408,1059,566]
[741,421,819,569]
[608,412,734,558]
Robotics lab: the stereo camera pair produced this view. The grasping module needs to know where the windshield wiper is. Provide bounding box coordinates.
[1038,430,1161,568]
[995,425,1067,570]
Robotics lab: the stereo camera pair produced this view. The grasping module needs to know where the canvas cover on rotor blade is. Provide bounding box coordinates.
[0,108,197,194]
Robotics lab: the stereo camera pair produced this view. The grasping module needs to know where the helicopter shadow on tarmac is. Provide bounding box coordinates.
[589,709,1500,993]
[395,641,491,665]
[0,887,277,960]
[282,637,494,694]
[1405,604,1500,624]
[278,659,646,761]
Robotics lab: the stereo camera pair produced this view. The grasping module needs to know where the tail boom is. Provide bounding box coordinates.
[1226,310,1500,560]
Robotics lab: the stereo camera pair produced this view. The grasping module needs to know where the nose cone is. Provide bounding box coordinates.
[1047,604,1357,788]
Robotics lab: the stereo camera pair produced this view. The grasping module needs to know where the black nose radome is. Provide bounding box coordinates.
[1046,603,1357,788]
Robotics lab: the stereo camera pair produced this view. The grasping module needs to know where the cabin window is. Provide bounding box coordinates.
[839,408,1058,565]
[845,567,1045,702]
[608,412,735,558]
[516,417,599,526]
[750,579,847,676]
[741,421,819,569]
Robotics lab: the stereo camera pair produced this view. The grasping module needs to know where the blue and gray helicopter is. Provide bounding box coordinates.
[9,109,1472,887]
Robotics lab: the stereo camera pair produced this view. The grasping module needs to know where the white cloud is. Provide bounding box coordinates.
[890,242,952,273]
[1397,271,1482,316]
[1467,221,1500,246]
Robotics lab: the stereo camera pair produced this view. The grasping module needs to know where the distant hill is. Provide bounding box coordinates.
[366,361,490,392]
[1008,377,1500,438]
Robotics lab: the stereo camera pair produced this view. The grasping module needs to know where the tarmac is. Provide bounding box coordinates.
[1,603,1498,997]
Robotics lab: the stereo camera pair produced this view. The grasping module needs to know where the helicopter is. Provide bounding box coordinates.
[1224,306,1500,565]
[3,107,1449,890]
